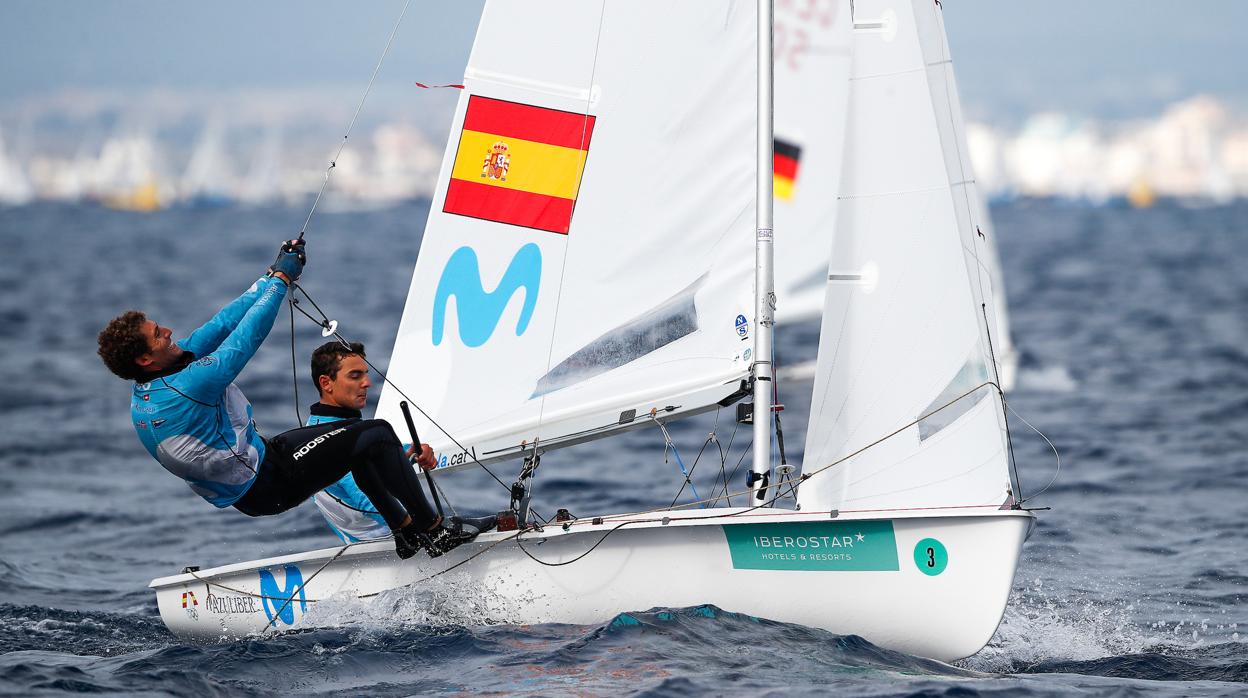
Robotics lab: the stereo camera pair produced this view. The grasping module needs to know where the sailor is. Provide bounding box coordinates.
[96,240,472,559]
[305,340,495,544]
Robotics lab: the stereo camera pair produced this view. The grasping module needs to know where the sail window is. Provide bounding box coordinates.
[532,277,703,397]
[916,353,990,441]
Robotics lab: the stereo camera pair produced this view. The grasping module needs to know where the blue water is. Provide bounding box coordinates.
[1,200,1245,695]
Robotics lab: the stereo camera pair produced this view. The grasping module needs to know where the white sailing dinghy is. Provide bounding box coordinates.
[151,0,1032,662]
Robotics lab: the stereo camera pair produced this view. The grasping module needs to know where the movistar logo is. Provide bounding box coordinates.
[258,564,307,625]
[432,243,542,347]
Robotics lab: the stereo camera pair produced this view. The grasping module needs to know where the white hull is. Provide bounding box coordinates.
[152,508,1031,662]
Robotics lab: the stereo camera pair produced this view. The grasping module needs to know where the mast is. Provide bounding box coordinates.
[751,0,775,502]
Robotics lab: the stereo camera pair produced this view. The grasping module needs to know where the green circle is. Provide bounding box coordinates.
[914,538,948,576]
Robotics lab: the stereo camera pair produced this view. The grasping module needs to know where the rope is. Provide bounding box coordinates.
[297,0,413,241]
[655,418,702,507]
[1007,401,1062,503]
[669,431,719,509]
[288,296,302,426]
[513,521,636,567]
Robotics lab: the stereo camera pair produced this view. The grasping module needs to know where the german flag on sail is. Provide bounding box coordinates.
[774,138,801,201]
[443,96,596,235]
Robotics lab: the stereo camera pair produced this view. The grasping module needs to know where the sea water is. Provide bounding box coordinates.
[0,199,1244,695]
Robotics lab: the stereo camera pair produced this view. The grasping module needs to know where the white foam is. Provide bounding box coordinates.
[291,566,537,637]
[960,579,1162,673]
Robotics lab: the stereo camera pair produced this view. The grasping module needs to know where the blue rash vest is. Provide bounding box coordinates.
[305,404,391,543]
[131,276,288,507]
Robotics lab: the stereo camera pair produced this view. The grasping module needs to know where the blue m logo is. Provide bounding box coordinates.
[258,564,307,626]
[432,243,542,347]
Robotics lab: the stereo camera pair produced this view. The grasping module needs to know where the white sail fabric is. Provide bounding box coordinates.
[974,197,1019,391]
[377,1,757,467]
[772,1,853,325]
[798,0,1013,512]
[922,3,1016,392]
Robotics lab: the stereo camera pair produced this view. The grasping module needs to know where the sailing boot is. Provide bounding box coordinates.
[392,521,427,560]
[420,524,479,558]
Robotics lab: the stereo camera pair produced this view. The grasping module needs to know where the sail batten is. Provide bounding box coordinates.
[378,1,758,470]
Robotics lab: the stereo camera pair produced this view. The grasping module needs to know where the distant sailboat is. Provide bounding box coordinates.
[150,0,1031,662]
[94,135,166,212]
[238,126,286,207]
[180,117,237,208]
[0,128,34,206]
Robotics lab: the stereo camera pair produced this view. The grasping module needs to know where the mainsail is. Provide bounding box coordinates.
[771,0,852,325]
[798,0,1014,512]
[378,1,758,467]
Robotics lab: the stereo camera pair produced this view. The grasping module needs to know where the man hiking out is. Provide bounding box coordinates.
[96,240,473,558]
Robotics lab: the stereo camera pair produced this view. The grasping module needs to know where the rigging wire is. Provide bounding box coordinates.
[713,409,744,506]
[297,0,413,242]
[288,298,302,426]
[655,418,702,507]
[531,0,607,436]
[281,0,408,427]
[668,430,720,509]
[710,432,752,507]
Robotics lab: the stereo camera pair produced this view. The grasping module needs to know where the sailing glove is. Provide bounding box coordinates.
[269,238,306,283]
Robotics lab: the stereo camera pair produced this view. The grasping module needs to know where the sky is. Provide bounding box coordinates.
[1,0,1246,125]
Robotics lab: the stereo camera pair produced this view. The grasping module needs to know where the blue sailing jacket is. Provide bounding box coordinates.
[305,404,390,543]
[131,276,288,507]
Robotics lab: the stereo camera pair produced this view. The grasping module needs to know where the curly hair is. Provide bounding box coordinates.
[98,310,150,381]
[310,341,366,395]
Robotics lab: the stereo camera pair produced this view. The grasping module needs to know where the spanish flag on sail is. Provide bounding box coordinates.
[774,138,801,201]
[443,96,596,235]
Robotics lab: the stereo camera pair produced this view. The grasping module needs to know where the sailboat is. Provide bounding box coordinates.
[150,0,1032,662]
[0,127,34,206]
[179,117,237,208]
[94,134,166,212]
[237,126,286,207]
